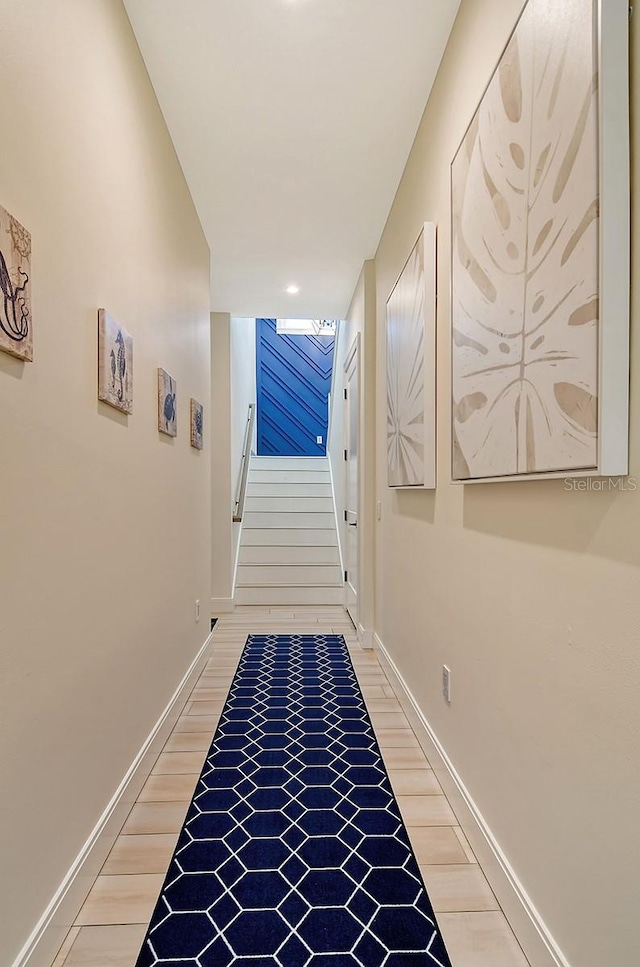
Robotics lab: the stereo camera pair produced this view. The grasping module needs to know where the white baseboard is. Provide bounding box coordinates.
[373,632,570,967]
[211,597,235,613]
[358,624,374,650]
[13,630,215,967]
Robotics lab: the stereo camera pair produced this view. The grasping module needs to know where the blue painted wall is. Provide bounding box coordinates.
[256,319,335,456]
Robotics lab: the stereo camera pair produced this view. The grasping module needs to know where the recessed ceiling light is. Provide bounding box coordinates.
[286,284,299,295]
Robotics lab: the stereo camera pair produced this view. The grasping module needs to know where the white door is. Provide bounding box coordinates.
[344,338,359,628]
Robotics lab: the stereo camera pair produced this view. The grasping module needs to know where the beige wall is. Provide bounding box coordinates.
[210,315,256,607]
[230,319,257,497]
[211,312,234,607]
[0,1,211,961]
[374,2,640,966]
[230,317,257,581]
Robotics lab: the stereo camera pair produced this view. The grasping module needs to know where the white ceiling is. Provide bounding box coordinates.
[123,0,461,319]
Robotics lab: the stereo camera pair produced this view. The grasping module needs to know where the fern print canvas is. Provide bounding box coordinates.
[98,309,133,414]
[451,0,599,480]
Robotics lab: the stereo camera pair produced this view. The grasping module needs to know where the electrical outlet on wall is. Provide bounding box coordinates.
[442,665,451,704]
[316,435,323,444]
[195,599,201,622]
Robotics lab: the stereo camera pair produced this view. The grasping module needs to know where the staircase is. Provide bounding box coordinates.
[235,456,344,605]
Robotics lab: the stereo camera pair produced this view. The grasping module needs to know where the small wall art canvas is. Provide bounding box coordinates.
[386,223,436,488]
[97,309,133,413]
[190,398,203,449]
[0,204,32,361]
[158,368,177,437]
[450,0,629,481]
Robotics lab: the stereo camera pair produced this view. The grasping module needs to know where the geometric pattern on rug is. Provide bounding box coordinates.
[135,634,452,967]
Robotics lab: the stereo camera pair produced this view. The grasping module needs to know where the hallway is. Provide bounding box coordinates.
[51,608,528,967]
[2,3,637,966]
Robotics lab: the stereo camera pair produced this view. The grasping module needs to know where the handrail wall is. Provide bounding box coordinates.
[233,402,256,523]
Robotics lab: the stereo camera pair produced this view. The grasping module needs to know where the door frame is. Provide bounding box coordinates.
[343,333,360,630]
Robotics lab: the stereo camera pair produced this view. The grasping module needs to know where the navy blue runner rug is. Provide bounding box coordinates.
[135,634,452,966]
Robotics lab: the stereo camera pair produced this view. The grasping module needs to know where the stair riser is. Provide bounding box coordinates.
[240,529,338,547]
[244,513,335,529]
[234,586,346,606]
[239,545,340,565]
[251,457,328,471]
[247,483,333,497]
[249,471,330,484]
[237,565,342,587]
[245,497,334,513]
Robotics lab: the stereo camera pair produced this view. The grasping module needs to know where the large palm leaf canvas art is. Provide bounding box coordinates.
[451,0,620,481]
[386,223,436,488]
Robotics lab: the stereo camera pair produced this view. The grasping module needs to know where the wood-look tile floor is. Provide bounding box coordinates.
[52,607,529,967]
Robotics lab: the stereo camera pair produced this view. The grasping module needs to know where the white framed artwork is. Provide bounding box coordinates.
[451,0,629,483]
[386,222,437,489]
